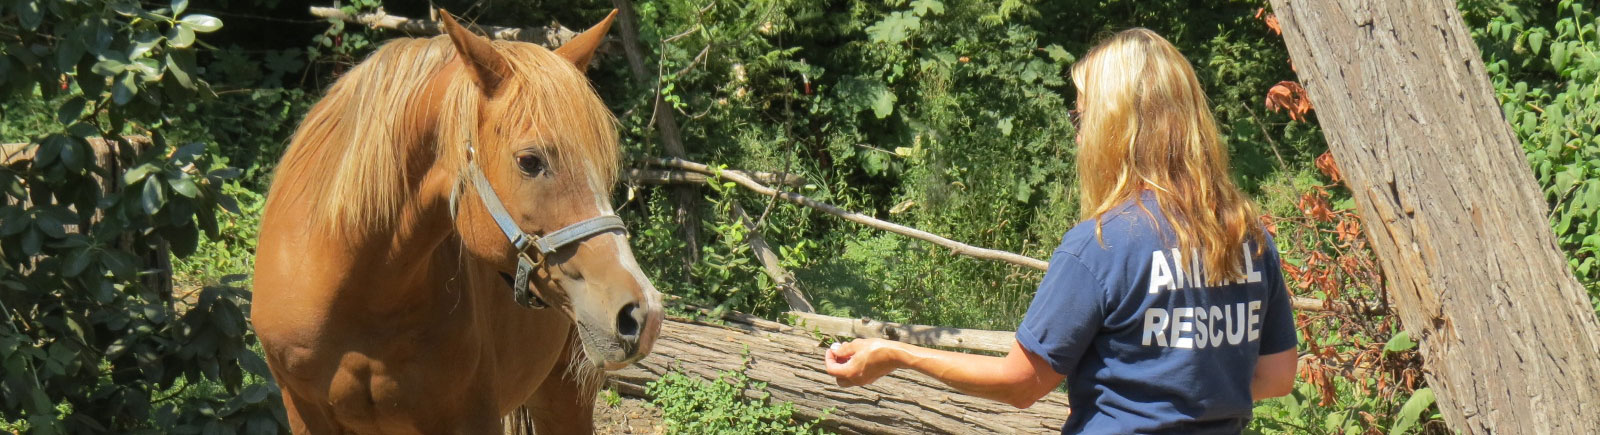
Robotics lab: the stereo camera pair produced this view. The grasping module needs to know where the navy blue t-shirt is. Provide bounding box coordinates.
[1017,192,1297,434]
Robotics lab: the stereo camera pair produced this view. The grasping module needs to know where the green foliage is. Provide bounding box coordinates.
[610,0,1322,333]
[646,350,829,434]
[1467,0,1600,308]
[1250,381,1442,434]
[172,184,263,290]
[0,1,284,432]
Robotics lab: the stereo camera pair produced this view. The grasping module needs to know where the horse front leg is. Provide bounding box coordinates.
[505,331,602,435]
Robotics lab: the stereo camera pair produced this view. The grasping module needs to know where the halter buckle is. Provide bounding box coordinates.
[512,251,549,309]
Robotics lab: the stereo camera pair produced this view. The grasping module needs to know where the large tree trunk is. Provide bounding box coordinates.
[1267,1,1600,432]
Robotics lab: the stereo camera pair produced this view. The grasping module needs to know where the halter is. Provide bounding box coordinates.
[452,141,628,308]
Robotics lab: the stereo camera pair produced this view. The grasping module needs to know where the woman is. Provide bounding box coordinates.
[823,28,1298,433]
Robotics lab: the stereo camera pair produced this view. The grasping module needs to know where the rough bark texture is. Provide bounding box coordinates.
[607,313,1071,434]
[1268,1,1600,432]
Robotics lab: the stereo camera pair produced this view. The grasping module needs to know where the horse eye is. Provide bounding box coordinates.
[516,153,546,176]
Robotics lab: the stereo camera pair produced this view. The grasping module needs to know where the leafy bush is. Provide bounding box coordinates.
[646,351,829,434]
[0,1,283,432]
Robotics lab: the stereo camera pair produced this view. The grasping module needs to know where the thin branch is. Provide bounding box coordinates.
[672,43,712,78]
[1243,102,1289,170]
[623,168,804,187]
[307,6,585,48]
[648,157,1050,270]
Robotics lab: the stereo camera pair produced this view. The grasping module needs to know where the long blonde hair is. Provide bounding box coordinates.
[1071,28,1262,284]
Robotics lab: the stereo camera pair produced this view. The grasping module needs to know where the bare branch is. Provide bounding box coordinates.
[649,157,1051,270]
[307,6,583,47]
[641,157,1333,312]
[731,203,814,313]
[621,168,804,187]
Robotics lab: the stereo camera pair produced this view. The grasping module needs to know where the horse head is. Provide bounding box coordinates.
[439,11,662,370]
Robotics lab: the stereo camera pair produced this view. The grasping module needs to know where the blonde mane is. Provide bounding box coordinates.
[267,35,620,236]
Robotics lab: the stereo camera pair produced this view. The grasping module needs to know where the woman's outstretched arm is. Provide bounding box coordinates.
[824,338,1067,409]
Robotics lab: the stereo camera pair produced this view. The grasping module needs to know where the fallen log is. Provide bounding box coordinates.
[785,311,1013,354]
[607,312,1071,434]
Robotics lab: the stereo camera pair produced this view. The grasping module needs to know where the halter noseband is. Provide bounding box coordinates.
[453,141,628,309]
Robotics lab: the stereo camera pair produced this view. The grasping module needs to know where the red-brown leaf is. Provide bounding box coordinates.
[1265,80,1314,121]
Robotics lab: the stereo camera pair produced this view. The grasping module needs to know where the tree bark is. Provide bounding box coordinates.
[1268,1,1600,432]
[607,312,1072,434]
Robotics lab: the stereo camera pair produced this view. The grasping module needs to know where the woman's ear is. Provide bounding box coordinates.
[439,9,511,96]
[554,9,618,71]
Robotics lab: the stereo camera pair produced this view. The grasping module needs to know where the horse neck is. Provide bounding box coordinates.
[344,65,470,305]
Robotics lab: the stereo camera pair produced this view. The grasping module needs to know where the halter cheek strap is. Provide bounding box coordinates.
[453,142,628,308]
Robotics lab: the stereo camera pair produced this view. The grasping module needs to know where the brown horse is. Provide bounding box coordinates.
[252,10,662,433]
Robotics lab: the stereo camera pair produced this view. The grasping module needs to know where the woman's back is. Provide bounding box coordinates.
[1017,192,1296,433]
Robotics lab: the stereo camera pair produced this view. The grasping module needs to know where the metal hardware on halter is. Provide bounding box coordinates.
[454,141,629,309]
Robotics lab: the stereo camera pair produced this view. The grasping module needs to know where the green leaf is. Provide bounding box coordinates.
[64,249,95,277]
[101,251,136,278]
[59,137,85,172]
[180,14,223,32]
[166,53,193,89]
[0,210,32,236]
[911,0,945,16]
[865,12,920,45]
[870,85,897,119]
[1044,44,1075,64]
[111,0,142,16]
[17,0,42,31]
[34,209,65,238]
[92,59,128,77]
[57,97,87,125]
[112,73,138,105]
[131,30,162,59]
[55,40,85,72]
[1528,31,1544,56]
[240,384,270,404]
[1384,330,1417,354]
[141,178,167,215]
[169,177,200,198]
[209,167,243,180]
[132,58,161,80]
[172,142,206,162]
[170,0,188,15]
[167,23,195,49]
[1389,388,1435,435]
[238,347,271,376]
[36,135,66,167]
[124,163,157,185]
[1553,41,1570,71]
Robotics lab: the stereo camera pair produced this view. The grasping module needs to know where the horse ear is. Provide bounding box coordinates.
[554,9,617,71]
[439,9,511,96]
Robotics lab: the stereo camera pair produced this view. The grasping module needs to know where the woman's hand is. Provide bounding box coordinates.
[824,338,904,387]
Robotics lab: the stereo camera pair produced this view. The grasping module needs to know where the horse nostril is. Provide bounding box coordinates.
[616,303,642,342]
